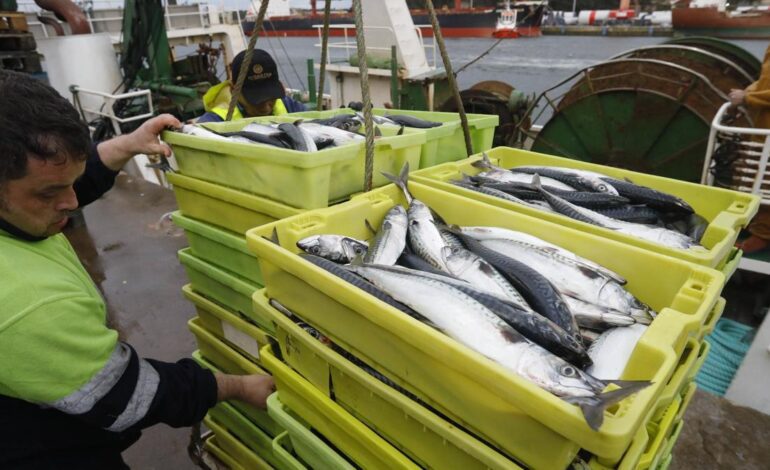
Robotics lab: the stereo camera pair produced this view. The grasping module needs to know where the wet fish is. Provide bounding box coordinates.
[277,122,317,152]
[564,296,642,330]
[443,246,529,307]
[297,235,368,263]
[364,205,408,266]
[456,226,626,285]
[597,176,694,214]
[384,164,451,272]
[299,253,432,327]
[180,124,232,141]
[511,166,620,196]
[480,183,630,209]
[218,130,291,149]
[346,262,647,430]
[592,205,662,225]
[471,153,577,191]
[587,324,648,380]
[452,180,554,212]
[384,114,442,128]
[478,237,655,322]
[453,231,582,340]
[297,121,364,147]
[531,175,703,250]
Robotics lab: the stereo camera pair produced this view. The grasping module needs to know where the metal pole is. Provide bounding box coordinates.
[226,0,271,121]
[424,0,473,156]
[317,0,332,110]
[352,0,376,191]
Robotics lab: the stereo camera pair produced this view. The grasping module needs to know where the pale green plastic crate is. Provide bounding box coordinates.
[267,394,356,470]
[163,118,425,209]
[204,416,272,469]
[178,248,266,329]
[246,181,724,469]
[184,285,271,367]
[208,402,283,468]
[192,349,283,438]
[272,432,307,470]
[262,348,420,470]
[167,172,303,235]
[254,289,522,469]
[411,146,761,270]
[204,435,246,470]
[173,212,263,285]
[289,108,498,168]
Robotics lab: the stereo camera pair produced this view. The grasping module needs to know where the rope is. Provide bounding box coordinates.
[317,0,332,110]
[352,0,376,191]
[455,38,504,75]
[695,318,754,396]
[423,0,473,157]
[226,0,271,121]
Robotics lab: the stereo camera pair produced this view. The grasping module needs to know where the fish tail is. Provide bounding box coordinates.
[471,152,494,170]
[567,380,651,431]
[383,162,413,204]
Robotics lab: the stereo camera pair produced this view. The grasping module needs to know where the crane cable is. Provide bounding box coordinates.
[424,0,473,156]
[317,0,332,110]
[226,0,271,121]
[352,0,376,191]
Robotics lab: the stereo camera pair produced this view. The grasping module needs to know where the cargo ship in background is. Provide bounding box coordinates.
[243,0,540,38]
[672,0,770,38]
[493,0,547,37]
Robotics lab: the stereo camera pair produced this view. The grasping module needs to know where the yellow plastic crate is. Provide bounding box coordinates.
[588,425,649,470]
[649,339,701,422]
[254,289,522,469]
[697,298,726,341]
[167,172,303,235]
[204,435,245,470]
[719,249,742,283]
[411,147,761,269]
[272,432,308,470]
[675,382,698,423]
[658,452,674,470]
[288,108,499,168]
[163,118,425,209]
[267,394,356,470]
[192,350,283,438]
[178,249,265,329]
[638,394,683,470]
[245,181,724,468]
[261,345,420,470]
[204,416,272,469]
[184,285,271,367]
[208,402,283,468]
[173,212,263,286]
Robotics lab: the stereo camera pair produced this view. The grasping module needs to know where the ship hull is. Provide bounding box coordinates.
[672,7,770,38]
[244,9,498,38]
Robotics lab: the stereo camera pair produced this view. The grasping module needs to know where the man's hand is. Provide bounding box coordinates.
[729,88,747,107]
[96,114,181,171]
[215,372,276,410]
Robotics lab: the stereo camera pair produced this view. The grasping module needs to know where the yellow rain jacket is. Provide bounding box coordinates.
[202,80,287,120]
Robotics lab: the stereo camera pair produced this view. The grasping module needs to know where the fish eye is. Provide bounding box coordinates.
[309,246,320,254]
[561,365,576,377]
[598,185,607,192]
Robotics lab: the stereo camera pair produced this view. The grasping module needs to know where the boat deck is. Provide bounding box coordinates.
[65,173,770,469]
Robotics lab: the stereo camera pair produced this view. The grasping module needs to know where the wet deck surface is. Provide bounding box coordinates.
[66,173,770,470]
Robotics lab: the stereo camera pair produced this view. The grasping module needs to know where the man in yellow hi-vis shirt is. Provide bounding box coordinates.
[198,49,305,123]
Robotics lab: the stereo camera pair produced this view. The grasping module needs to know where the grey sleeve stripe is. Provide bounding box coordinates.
[107,358,160,432]
[50,342,132,414]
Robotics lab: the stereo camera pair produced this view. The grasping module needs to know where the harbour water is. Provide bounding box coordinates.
[255,35,768,99]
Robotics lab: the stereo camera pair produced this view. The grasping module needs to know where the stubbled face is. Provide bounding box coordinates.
[239,96,274,117]
[0,156,85,237]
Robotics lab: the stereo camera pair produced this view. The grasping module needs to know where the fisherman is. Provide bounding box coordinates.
[198,49,305,123]
[0,70,275,468]
[730,45,770,254]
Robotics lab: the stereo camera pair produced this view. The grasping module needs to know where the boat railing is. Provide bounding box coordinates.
[702,102,770,207]
[18,1,246,39]
[313,24,437,70]
[71,86,154,135]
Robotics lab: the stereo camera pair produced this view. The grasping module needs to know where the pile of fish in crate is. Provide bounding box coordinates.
[163,109,498,468]
[166,106,757,468]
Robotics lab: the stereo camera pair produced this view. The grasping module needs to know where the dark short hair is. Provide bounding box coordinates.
[0,70,91,185]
